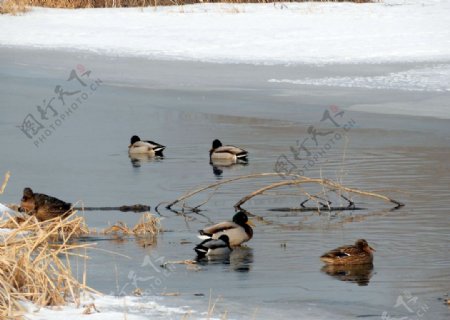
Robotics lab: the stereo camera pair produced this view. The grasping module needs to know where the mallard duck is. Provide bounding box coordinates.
[198,211,253,247]
[19,187,72,221]
[128,135,165,156]
[320,239,375,265]
[209,139,248,164]
[194,234,232,258]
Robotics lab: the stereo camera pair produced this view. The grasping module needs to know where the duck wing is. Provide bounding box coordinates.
[322,243,368,261]
[34,193,72,211]
[199,221,240,237]
[212,226,251,246]
[142,140,166,152]
[194,238,230,257]
[215,145,247,157]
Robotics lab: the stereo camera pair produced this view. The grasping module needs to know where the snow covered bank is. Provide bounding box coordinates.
[22,293,352,320]
[270,65,450,93]
[0,202,14,214]
[0,1,449,65]
[23,294,193,320]
[269,63,450,119]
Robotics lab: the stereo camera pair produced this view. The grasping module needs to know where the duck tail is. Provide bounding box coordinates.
[194,245,208,258]
[236,151,248,161]
[154,145,165,157]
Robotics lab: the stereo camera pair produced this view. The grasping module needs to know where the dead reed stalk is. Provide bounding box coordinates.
[0,213,95,318]
[0,171,10,195]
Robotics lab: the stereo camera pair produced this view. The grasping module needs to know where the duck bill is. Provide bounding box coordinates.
[369,246,376,252]
[246,220,255,227]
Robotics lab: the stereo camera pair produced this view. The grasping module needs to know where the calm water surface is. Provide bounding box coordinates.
[1,48,449,319]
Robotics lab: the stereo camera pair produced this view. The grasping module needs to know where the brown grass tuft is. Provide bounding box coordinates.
[0,0,29,14]
[0,212,95,318]
[104,212,160,237]
[132,212,161,236]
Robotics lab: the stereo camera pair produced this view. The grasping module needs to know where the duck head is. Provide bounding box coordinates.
[212,139,222,150]
[232,211,254,227]
[130,135,141,145]
[22,187,34,199]
[20,187,35,213]
[356,239,375,253]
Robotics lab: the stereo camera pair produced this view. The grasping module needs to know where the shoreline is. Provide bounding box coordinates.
[1,1,450,65]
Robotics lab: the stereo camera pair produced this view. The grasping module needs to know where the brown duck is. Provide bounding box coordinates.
[19,187,72,221]
[320,239,375,265]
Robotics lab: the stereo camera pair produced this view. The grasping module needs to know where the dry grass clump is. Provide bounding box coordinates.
[0,0,29,14]
[0,211,89,241]
[104,213,161,237]
[1,0,376,11]
[0,213,94,318]
[133,212,161,236]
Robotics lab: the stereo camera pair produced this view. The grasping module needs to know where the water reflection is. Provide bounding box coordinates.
[321,264,374,286]
[210,160,249,178]
[230,247,254,272]
[196,247,254,273]
[129,154,163,168]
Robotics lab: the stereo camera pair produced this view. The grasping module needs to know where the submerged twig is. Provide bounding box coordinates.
[74,204,150,212]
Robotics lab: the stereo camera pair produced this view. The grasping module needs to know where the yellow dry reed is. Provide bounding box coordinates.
[0,212,94,318]
[104,212,160,237]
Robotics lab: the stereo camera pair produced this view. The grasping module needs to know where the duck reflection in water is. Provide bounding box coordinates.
[129,154,164,168]
[321,264,374,286]
[210,159,249,178]
[129,154,153,168]
[195,245,254,273]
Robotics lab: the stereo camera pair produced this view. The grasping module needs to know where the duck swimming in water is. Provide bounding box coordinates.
[19,187,72,221]
[128,135,166,157]
[198,211,253,247]
[320,239,375,265]
[209,139,248,164]
[194,234,232,258]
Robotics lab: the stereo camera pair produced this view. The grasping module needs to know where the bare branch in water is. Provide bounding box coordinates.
[163,172,404,213]
[165,173,302,210]
[234,177,404,210]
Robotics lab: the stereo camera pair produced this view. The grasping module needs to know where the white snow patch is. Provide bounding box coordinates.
[0,1,449,65]
[269,65,450,92]
[23,294,196,320]
[0,202,16,215]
